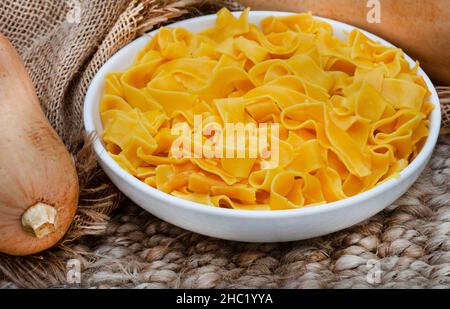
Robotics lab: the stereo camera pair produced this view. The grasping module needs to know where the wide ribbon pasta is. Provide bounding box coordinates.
[100,8,431,210]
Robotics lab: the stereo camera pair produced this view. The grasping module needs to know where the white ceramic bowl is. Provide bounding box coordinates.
[84,11,441,242]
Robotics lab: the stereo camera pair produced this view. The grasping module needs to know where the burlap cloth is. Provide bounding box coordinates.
[0,0,449,289]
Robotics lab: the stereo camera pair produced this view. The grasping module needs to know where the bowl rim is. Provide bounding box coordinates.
[83,10,442,219]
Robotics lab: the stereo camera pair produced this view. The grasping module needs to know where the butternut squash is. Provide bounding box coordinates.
[240,0,450,85]
[0,33,79,256]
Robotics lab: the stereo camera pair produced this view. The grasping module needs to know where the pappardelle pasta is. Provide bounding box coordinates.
[100,8,432,210]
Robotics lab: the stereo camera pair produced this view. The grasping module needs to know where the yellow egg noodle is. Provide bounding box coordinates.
[100,8,432,210]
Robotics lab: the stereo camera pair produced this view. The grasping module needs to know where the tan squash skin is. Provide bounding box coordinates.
[0,34,79,256]
[240,0,450,85]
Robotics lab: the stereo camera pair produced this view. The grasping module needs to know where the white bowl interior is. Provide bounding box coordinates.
[84,11,441,220]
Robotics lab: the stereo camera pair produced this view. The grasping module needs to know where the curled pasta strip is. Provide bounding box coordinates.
[100,8,431,210]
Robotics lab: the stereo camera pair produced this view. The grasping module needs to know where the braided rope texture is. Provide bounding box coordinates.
[17,133,444,289]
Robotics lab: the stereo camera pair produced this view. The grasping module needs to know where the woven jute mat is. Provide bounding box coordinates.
[47,134,450,289]
[0,0,449,289]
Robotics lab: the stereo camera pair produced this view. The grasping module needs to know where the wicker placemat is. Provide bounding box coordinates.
[3,135,446,289]
[8,133,442,289]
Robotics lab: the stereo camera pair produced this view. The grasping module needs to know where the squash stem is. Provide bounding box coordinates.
[21,203,57,239]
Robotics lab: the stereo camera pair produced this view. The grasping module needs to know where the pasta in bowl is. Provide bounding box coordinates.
[84,10,441,242]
